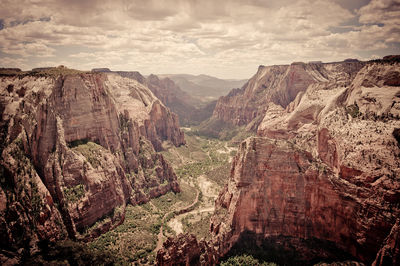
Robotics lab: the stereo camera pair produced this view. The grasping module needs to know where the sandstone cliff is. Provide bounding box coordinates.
[115,71,215,126]
[157,57,400,265]
[0,69,184,264]
[211,60,364,132]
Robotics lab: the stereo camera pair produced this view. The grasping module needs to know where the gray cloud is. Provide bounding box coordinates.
[0,0,398,78]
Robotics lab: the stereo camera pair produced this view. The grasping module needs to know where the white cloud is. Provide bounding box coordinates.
[358,0,400,25]
[0,0,398,78]
[0,56,29,69]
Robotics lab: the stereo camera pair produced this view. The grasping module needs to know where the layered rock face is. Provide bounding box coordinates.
[0,70,184,264]
[210,135,399,264]
[115,71,215,126]
[157,58,400,265]
[212,61,364,130]
[211,59,400,264]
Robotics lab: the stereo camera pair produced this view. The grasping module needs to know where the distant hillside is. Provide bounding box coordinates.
[158,74,247,103]
[103,71,215,126]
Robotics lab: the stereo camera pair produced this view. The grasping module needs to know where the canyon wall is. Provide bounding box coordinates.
[0,70,184,264]
[211,61,364,131]
[157,57,400,265]
[115,71,214,126]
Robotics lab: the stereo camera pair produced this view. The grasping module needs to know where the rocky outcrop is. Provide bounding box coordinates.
[212,60,364,132]
[373,219,400,266]
[116,71,215,126]
[211,58,400,265]
[157,57,400,265]
[210,136,399,264]
[156,234,216,266]
[0,69,184,263]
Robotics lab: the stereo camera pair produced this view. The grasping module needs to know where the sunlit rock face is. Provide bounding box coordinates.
[157,57,400,265]
[115,71,214,126]
[213,60,364,130]
[0,71,184,264]
[210,58,400,265]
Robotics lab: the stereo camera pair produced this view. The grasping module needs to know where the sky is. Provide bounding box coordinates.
[0,0,399,79]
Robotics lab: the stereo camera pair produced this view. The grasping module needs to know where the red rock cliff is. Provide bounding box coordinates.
[210,136,399,264]
[212,61,363,130]
[0,70,184,264]
[157,58,400,265]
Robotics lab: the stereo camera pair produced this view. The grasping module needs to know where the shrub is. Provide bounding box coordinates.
[64,184,85,203]
[221,254,277,266]
[393,128,400,147]
[346,104,360,118]
[71,142,103,168]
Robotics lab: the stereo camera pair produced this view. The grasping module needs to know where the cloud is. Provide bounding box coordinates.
[0,0,398,78]
[358,0,400,25]
[0,56,29,69]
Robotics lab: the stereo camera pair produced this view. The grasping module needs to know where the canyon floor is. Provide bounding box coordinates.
[83,130,236,264]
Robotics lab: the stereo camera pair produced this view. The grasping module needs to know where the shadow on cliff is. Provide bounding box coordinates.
[221,231,357,265]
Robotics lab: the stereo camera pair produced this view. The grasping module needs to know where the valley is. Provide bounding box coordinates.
[87,132,236,264]
[2,1,400,265]
[1,56,399,266]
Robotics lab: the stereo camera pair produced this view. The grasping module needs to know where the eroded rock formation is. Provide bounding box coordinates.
[157,57,400,265]
[0,70,184,264]
[156,234,216,266]
[115,71,215,126]
[212,60,364,131]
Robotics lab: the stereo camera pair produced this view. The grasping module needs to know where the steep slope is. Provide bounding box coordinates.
[159,74,247,103]
[211,61,364,133]
[103,71,214,126]
[0,69,184,264]
[157,57,400,265]
[145,74,213,126]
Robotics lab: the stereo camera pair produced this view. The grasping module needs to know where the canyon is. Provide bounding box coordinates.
[0,55,399,266]
[157,56,400,265]
[92,69,228,127]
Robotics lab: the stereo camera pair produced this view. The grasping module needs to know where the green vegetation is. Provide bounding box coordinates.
[69,127,237,264]
[64,184,86,203]
[24,240,116,265]
[85,128,235,263]
[166,134,232,180]
[0,66,88,78]
[207,162,231,187]
[119,113,130,131]
[182,212,212,240]
[152,182,197,213]
[0,68,22,76]
[71,141,104,168]
[31,66,87,77]
[4,137,45,222]
[346,104,360,118]
[221,254,277,266]
[88,203,161,264]
[174,145,230,186]
[30,180,43,220]
[189,117,243,140]
[67,138,90,148]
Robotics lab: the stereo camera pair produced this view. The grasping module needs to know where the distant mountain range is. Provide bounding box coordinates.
[157,74,247,103]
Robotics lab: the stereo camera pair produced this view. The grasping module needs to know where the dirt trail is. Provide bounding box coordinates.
[168,206,215,235]
[154,135,230,252]
[168,174,219,236]
[154,188,200,252]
